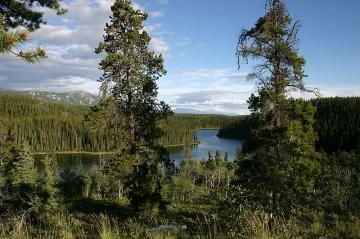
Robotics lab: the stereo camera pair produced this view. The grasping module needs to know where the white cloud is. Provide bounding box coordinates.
[178,68,248,82]
[166,87,254,115]
[6,1,356,115]
[150,11,165,18]
[144,23,162,32]
[96,0,113,11]
[132,1,145,12]
[31,25,74,40]
[157,68,253,115]
[290,86,360,99]
[150,37,171,55]
[159,67,360,115]
[1,0,171,96]
[162,84,360,115]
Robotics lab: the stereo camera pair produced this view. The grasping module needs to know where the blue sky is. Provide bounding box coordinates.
[0,0,359,114]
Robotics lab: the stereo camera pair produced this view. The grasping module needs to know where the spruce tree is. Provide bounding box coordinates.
[36,154,58,213]
[95,0,172,212]
[0,129,13,209]
[4,144,37,211]
[6,144,36,186]
[235,0,319,219]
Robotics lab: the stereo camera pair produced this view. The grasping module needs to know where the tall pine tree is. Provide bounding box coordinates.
[95,0,172,212]
[235,0,319,219]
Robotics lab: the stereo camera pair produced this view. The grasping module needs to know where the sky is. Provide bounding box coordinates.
[0,0,359,115]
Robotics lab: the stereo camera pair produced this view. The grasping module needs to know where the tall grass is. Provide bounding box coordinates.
[0,213,189,239]
[242,212,297,239]
[1,211,359,238]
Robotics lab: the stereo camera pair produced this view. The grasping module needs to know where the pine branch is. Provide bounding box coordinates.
[0,15,47,63]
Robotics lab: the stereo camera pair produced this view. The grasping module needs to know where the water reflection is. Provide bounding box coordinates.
[34,129,244,172]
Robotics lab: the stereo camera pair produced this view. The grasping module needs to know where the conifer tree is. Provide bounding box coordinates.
[36,154,58,213]
[4,144,37,211]
[215,150,222,166]
[235,0,319,219]
[224,152,229,162]
[6,144,36,186]
[95,0,172,212]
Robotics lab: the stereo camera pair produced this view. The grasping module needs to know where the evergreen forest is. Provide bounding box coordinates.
[218,97,360,153]
[0,93,239,152]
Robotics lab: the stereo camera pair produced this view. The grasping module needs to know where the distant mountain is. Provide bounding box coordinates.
[0,89,99,106]
[173,108,205,114]
[173,107,228,115]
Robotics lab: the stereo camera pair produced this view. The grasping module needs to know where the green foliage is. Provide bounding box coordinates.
[315,150,360,218]
[97,153,134,200]
[3,144,37,212]
[0,0,66,62]
[220,97,360,153]
[237,0,309,116]
[57,168,85,201]
[0,18,47,63]
[0,93,237,152]
[163,155,235,204]
[94,0,173,212]
[0,0,66,31]
[84,167,107,200]
[6,144,36,189]
[163,158,206,203]
[0,93,109,152]
[0,143,60,216]
[238,93,320,218]
[234,0,319,220]
[36,154,59,213]
[3,0,360,237]
[217,115,251,140]
[313,97,360,152]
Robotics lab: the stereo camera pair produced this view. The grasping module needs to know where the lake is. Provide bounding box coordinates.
[168,129,243,162]
[34,129,244,172]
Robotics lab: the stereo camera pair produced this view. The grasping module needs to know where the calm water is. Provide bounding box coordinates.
[169,129,243,163]
[34,129,244,172]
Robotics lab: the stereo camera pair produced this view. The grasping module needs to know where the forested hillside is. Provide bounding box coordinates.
[313,97,360,152]
[0,93,238,152]
[218,97,360,152]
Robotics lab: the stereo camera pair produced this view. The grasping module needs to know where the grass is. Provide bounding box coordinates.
[1,202,360,238]
[0,213,191,239]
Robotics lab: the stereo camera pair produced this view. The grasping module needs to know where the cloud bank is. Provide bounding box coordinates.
[1,0,359,115]
[0,0,170,94]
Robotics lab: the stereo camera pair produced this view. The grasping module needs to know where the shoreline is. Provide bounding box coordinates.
[31,128,222,155]
[31,141,201,155]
